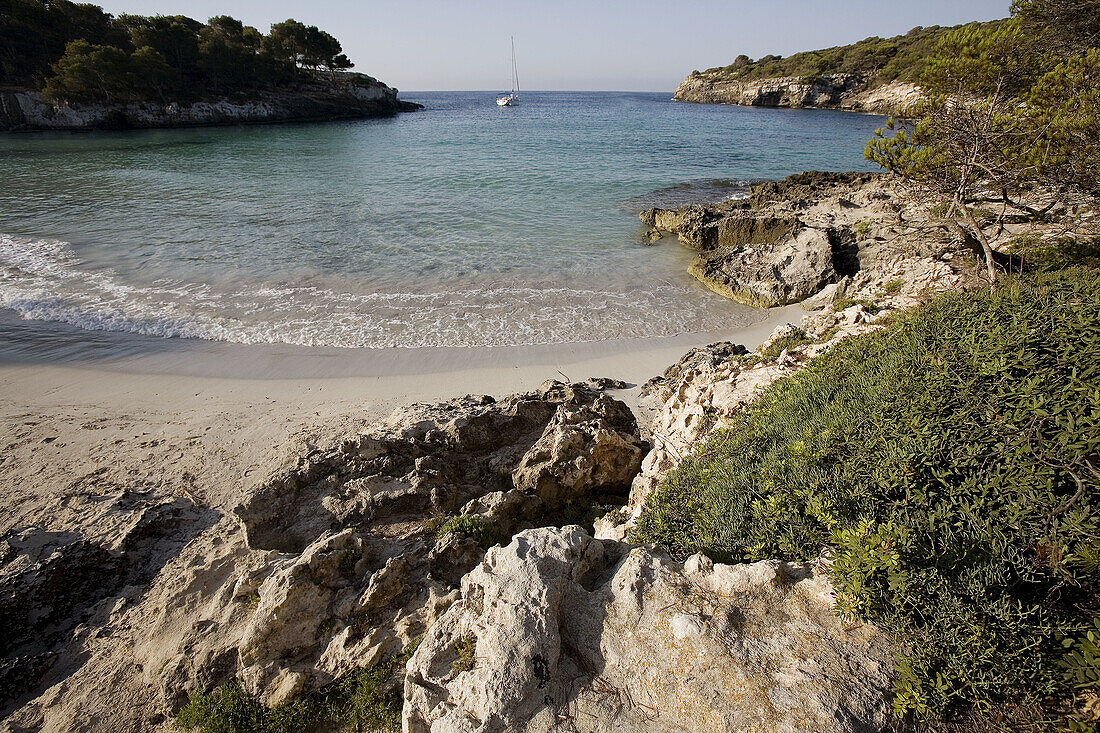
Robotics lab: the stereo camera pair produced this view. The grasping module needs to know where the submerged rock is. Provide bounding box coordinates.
[404,526,895,733]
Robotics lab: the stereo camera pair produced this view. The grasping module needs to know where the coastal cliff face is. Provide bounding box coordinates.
[0,74,420,132]
[673,71,921,114]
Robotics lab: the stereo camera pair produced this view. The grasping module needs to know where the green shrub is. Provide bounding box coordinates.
[336,546,360,574]
[880,278,906,295]
[176,660,401,733]
[452,636,477,674]
[437,515,500,550]
[830,298,880,314]
[636,269,1100,727]
[1008,236,1100,272]
[759,328,812,359]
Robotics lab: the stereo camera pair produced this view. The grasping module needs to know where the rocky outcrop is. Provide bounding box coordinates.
[599,227,973,543]
[0,495,214,717]
[2,169,1002,731]
[673,71,921,115]
[0,73,420,132]
[404,525,896,733]
[639,171,964,307]
[151,381,646,711]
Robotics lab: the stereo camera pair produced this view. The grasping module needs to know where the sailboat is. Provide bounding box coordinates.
[496,37,520,107]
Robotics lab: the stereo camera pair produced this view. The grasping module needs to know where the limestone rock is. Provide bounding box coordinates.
[0,73,420,132]
[0,495,210,718]
[157,381,646,712]
[404,526,895,733]
[673,70,920,115]
[638,172,966,307]
[512,392,646,506]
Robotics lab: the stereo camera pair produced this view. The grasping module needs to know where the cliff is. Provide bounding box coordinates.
[673,71,922,114]
[667,21,1015,114]
[0,73,420,132]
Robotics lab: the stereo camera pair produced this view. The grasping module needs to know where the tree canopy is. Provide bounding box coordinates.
[866,0,1100,285]
[0,0,358,103]
[693,22,1007,86]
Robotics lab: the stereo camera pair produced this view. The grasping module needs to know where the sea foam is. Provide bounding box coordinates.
[0,233,750,349]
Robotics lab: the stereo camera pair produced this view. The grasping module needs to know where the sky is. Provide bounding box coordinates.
[95,0,1012,92]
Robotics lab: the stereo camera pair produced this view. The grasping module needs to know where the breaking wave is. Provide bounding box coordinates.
[0,233,750,349]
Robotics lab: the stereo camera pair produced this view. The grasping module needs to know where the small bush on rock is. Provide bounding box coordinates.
[437,515,500,550]
[636,269,1100,727]
[759,327,813,359]
[176,660,401,733]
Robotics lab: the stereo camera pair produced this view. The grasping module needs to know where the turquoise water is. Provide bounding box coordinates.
[0,91,883,350]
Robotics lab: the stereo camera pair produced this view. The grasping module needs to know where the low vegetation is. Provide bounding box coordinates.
[1,0,356,104]
[693,21,1005,86]
[176,659,401,733]
[636,266,1100,728]
[437,515,500,550]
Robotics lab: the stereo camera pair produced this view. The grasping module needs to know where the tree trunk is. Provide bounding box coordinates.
[957,198,998,289]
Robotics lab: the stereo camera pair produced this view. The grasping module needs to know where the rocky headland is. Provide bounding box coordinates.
[639,171,972,308]
[672,71,921,114]
[0,73,421,132]
[0,171,1080,732]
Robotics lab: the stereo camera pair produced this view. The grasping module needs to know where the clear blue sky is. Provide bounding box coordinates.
[96,0,1011,92]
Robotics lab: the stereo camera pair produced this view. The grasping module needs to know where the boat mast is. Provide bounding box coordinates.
[511,37,519,98]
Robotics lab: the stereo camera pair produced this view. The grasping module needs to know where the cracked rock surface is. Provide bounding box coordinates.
[404,525,895,733]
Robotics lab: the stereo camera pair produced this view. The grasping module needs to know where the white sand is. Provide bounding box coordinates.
[0,307,796,530]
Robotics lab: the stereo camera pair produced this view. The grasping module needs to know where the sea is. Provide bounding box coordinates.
[0,91,884,359]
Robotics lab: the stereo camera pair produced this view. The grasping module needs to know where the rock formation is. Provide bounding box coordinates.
[639,171,970,307]
[404,525,896,733]
[0,73,420,132]
[159,381,647,711]
[673,71,922,115]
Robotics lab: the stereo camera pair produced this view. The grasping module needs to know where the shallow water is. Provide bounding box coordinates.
[0,91,883,354]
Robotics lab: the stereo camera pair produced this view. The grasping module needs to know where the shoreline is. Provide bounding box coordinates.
[0,306,797,523]
[0,305,794,381]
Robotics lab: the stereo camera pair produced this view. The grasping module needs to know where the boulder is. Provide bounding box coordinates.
[639,173,907,307]
[159,381,647,710]
[404,526,895,733]
[512,392,646,506]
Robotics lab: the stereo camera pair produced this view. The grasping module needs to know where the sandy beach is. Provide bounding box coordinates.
[0,307,797,533]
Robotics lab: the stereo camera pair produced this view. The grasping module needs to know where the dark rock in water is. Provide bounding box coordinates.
[620,178,759,211]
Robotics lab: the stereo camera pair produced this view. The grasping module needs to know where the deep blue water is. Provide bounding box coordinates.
[0,91,884,349]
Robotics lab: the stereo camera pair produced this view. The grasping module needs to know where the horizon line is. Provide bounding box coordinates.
[399,89,674,94]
